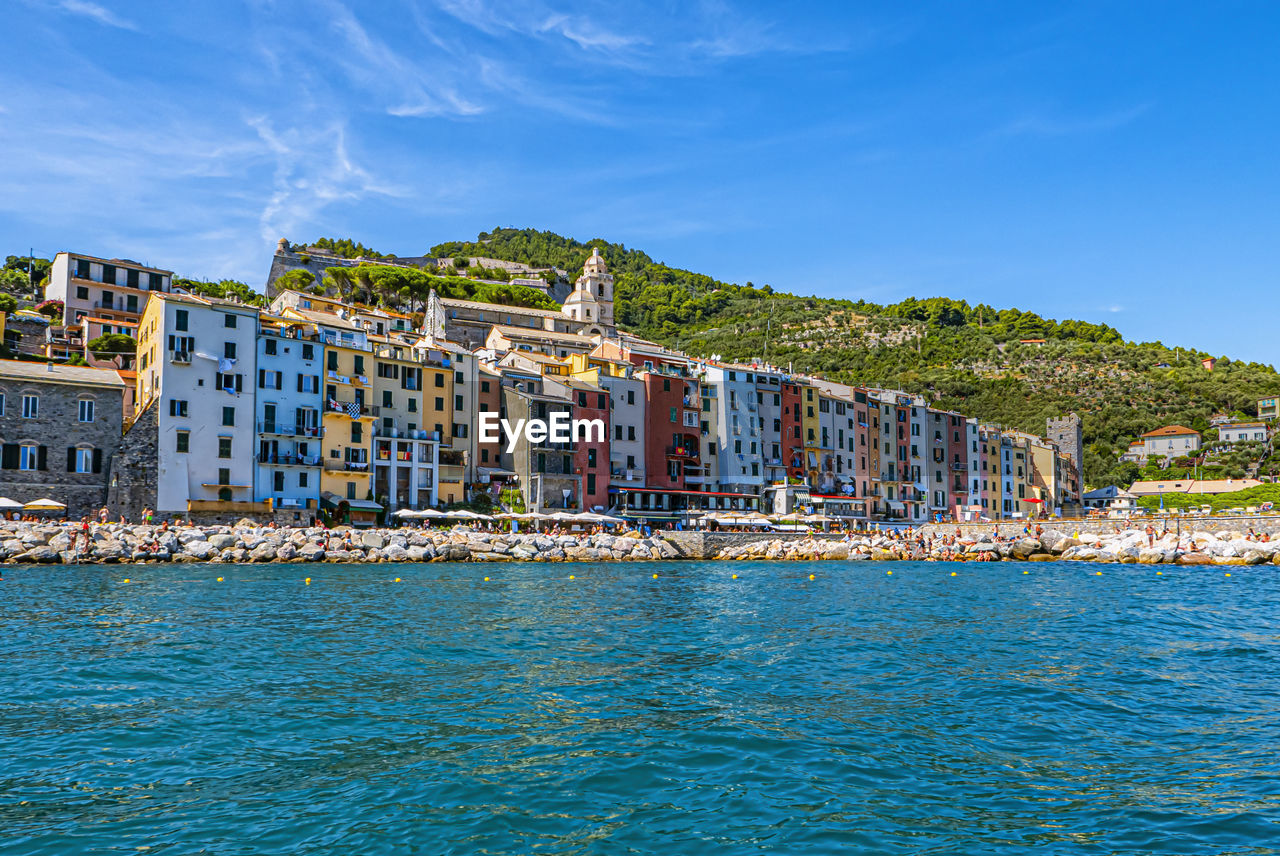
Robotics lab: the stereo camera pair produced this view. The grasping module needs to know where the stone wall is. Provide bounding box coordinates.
[661,530,846,559]
[921,516,1280,540]
[0,372,124,518]
[106,399,158,520]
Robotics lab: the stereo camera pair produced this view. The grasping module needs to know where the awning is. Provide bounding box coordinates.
[478,467,517,478]
[887,500,905,511]
[321,492,383,511]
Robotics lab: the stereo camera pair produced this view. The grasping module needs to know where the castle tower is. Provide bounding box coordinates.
[1046,412,1083,479]
[562,247,614,333]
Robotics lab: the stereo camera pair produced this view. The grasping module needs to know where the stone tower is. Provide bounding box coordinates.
[1046,412,1083,477]
[562,247,614,333]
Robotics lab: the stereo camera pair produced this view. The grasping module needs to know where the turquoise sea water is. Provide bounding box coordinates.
[4,560,1280,855]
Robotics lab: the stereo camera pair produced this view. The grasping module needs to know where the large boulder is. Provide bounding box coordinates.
[15,545,59,563]
[249,542,277,562]
[185,540,216,560]
[361,531,385,549]
[209,533,238,551]
[1010,538,1041,560]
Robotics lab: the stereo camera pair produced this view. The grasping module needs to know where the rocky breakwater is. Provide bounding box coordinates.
[0,522,681,565]
[713,528,1280,566]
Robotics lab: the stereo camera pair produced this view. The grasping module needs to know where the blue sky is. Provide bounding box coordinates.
[2,1,1277,363]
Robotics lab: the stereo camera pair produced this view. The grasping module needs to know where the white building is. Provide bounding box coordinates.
[1219,421,1268,444]
[253,314,324,517]
[561,247,615,335]
[136,293,260,514]
[703,364,766,495]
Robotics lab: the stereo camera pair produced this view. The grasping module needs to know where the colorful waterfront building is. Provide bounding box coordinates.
[252,313,324,519]
[135,292,260,516]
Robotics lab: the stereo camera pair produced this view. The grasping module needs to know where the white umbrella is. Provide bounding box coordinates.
[24,498,66,509]
[547,511,581,522]
[447,509,493,520]
[418,508,448,518]
[0,497,22,509]
[391,508,419,518]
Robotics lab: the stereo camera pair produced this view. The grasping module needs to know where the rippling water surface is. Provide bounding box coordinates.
[4,560,1280,854]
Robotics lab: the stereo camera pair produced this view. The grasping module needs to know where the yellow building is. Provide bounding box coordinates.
[368,338,451,509]
[317,331,376,505]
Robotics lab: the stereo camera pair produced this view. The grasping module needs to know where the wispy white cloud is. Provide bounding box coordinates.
[993,104,1150,138]
[57,0,137,30]
[248,117,406,243]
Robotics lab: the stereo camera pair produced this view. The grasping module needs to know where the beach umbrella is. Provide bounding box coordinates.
[24,498,66,509]
[0,497,22,509]
[547,511,581,522]
[391,508,419,518]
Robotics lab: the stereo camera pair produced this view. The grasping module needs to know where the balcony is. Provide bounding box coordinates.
[188,499,272,514]
[323,458,370,473]
[325,400,374,418]
[951,461,967,471]
[327,370,352,385]
[439,464,466,483]
[256,453,322,467]
[258,421,323,438]
[666,446,698,458]
[169,350,191,365]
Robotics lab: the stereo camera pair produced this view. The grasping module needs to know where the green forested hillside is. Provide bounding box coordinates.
[429,228,1280,487]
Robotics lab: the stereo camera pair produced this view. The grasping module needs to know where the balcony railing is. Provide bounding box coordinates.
[323,459,370,472]
[256,453,322,467]
[667,446,698,458]
[325,400,374,417]
[951,461,967,470]
[258,421,323,438]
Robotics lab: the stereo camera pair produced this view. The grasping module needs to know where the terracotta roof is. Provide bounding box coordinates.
[1141,425,1200,438]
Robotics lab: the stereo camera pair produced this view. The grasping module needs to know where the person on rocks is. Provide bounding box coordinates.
[1145,524,1156,547]
[98,507,109,525]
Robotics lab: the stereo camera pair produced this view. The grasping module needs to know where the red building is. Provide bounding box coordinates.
[782,380,804,479]
[642,370,699,492]
[569,381,611,511]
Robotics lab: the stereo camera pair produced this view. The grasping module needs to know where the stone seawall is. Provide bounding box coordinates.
[919,516,1280,540]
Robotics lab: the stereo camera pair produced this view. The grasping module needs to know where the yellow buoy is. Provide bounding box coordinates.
[950,572,957,577]
[1226,572,1232,577]
[732,574,738,579]
[887,570,892,575]
[216,577,223,582]
[1157,571,1163,575]
[484,576,490,582]
[394,577,401,582]
[652,573,658,579]
[1096,571,1102,576]
[808,574,815,580]
[122,578,130,583]
[1022,570,1029,574]
[569,575,575,580]
[305,577,311,584]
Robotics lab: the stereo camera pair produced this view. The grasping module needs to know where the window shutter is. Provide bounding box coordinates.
[67,447,76,473]
[259,369,266,388]
[1,444,16,470]
[235,374,243,392]
[276,371,284,388]
[297,374,304,393]
[93,449,103,474]
[38,445,47,471]
[313,375,320,393]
